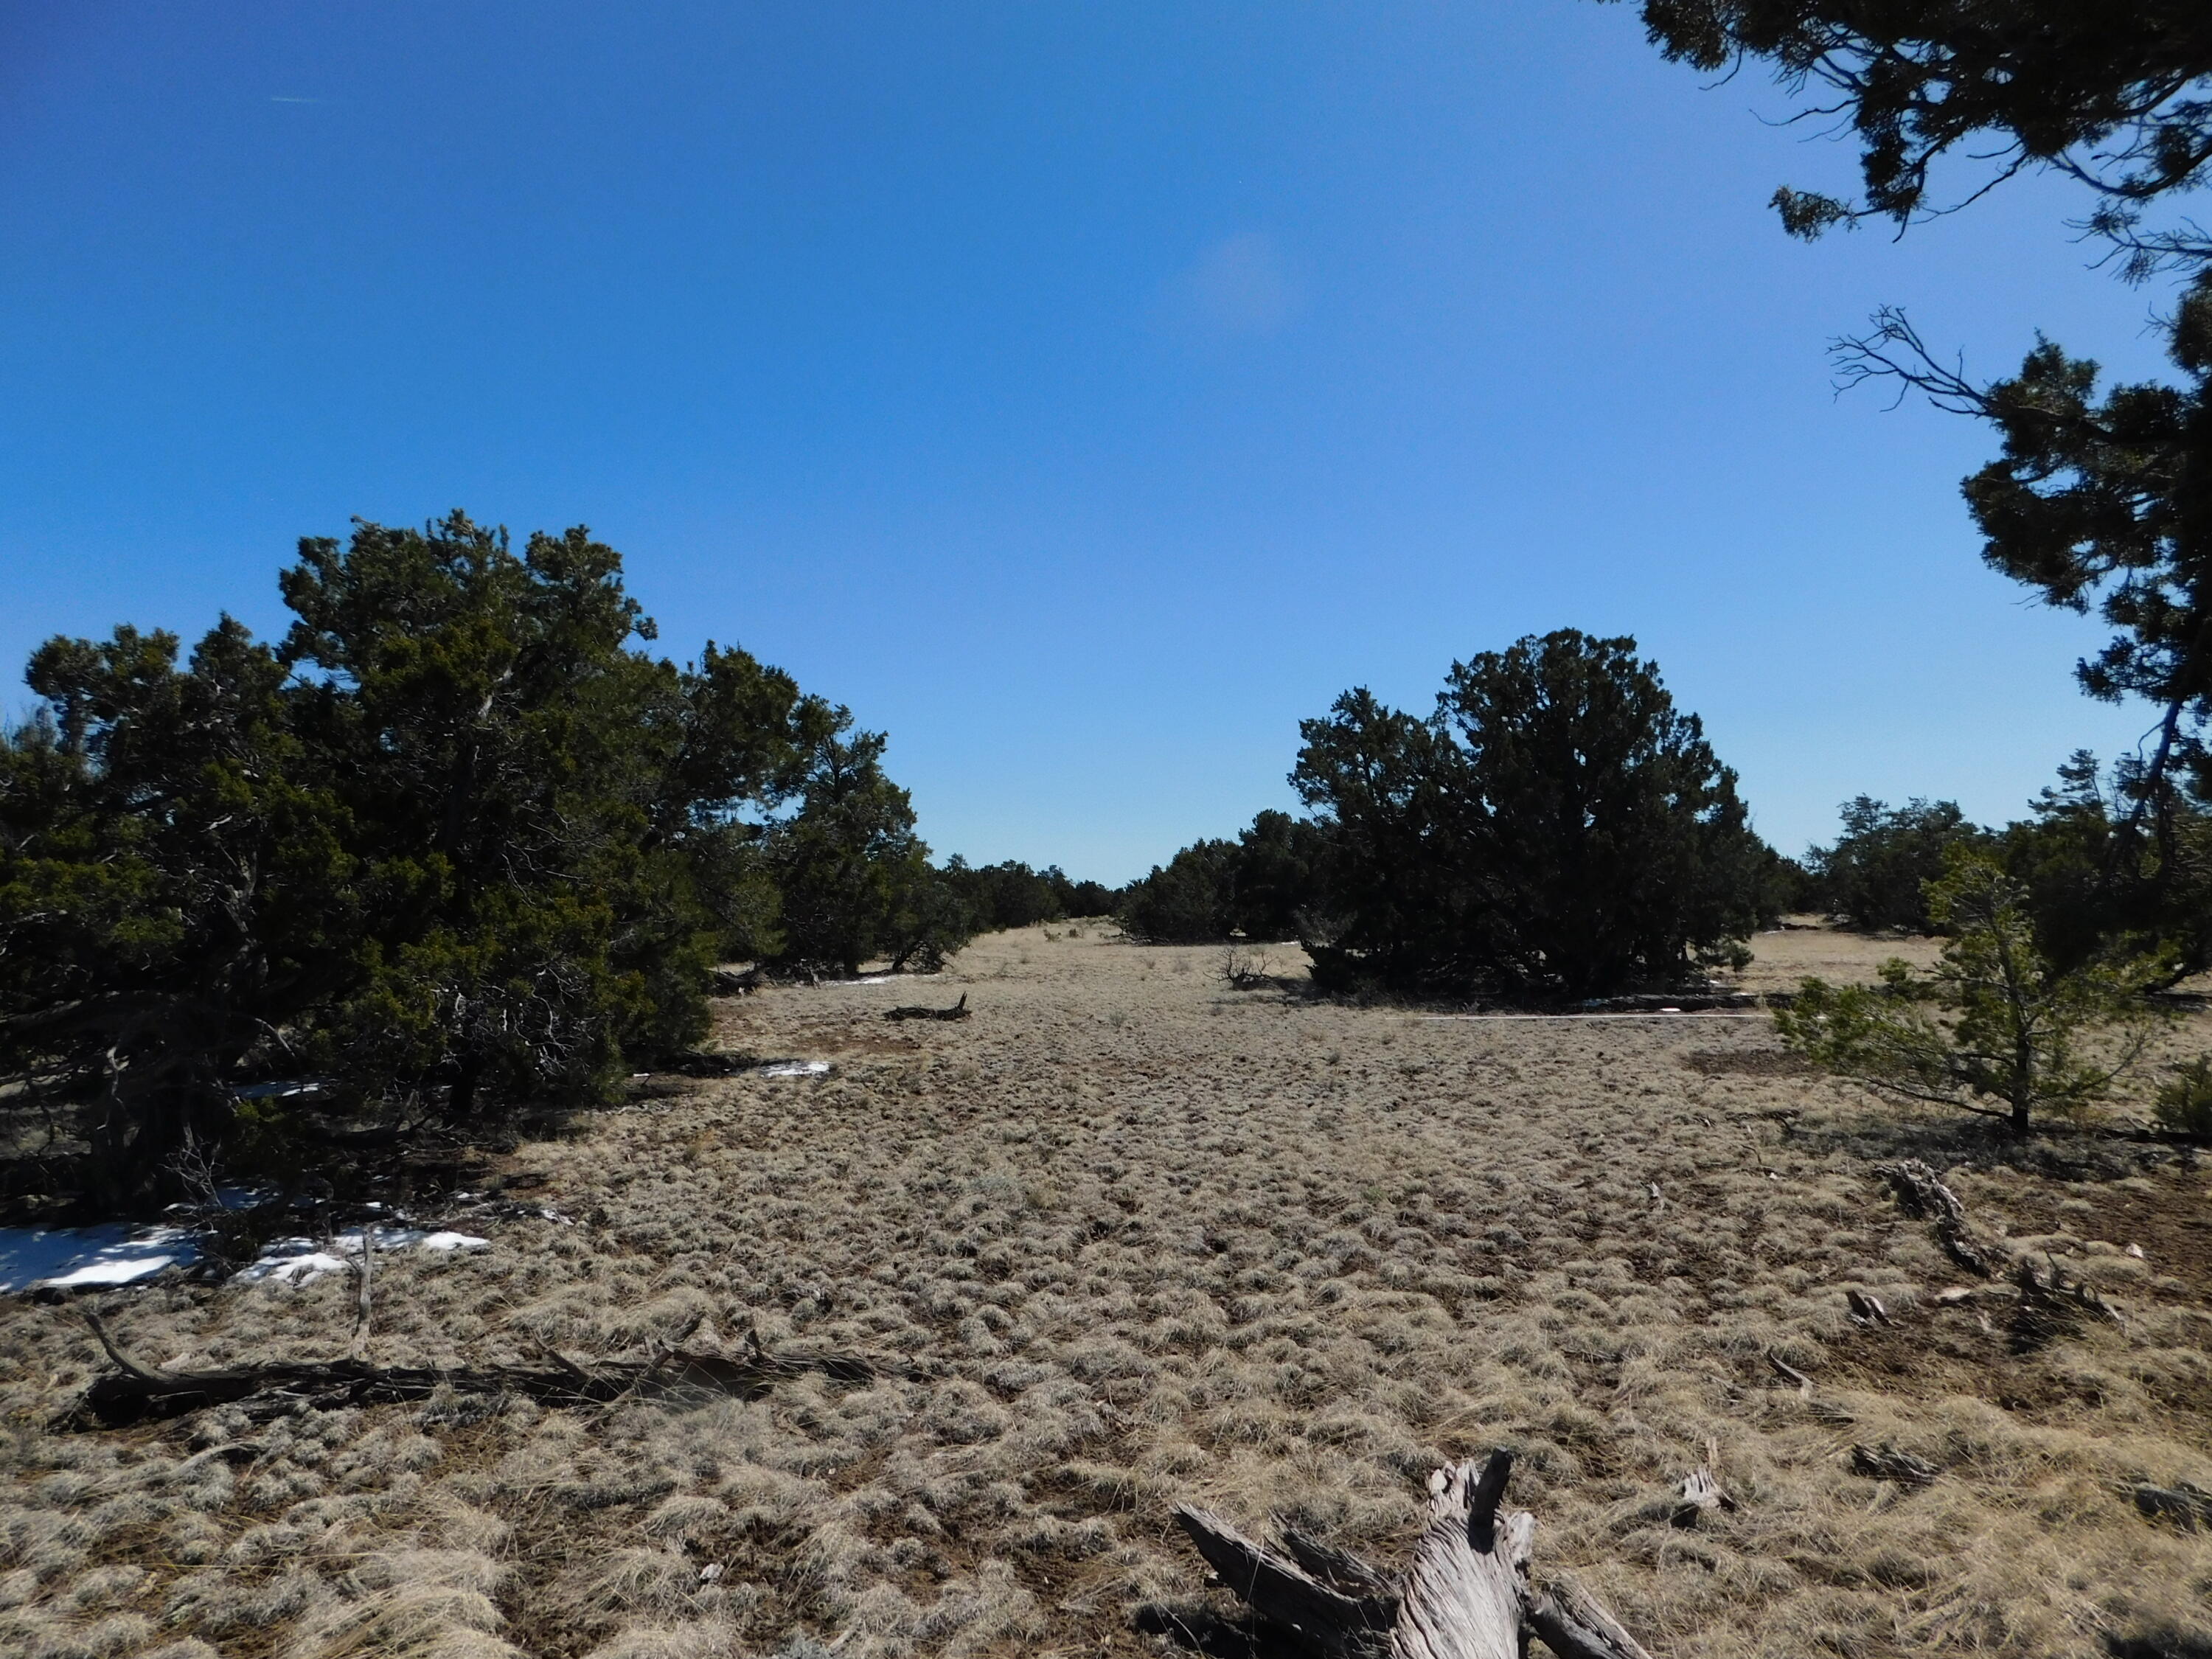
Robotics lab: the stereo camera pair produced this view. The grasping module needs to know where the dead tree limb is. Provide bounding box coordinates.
[1172,1452,1653,1659]
[65,1312,895,1429]
[1175,1506,1397,1657]
[883,993,969,1023]
[1849,1444,1939,1487]
[1873,1160,1996,1278]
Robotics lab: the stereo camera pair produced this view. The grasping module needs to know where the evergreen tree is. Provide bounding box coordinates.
[768,730,936,976]
[3,621,361,1197]
[1615,0,2212,273]
[1810,796,1983,933]
[1,512,913,1196]
[1295,631,1772,997]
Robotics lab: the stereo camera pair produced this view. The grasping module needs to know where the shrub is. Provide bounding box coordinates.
[1778,846,2163,1136]
[2153,1059,2212,1139]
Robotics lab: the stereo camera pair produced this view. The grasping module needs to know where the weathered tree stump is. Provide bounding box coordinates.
[1172,1450,1653,1659]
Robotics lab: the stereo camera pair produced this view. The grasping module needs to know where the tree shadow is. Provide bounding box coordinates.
[1787,1099,2193,1185]
[1132,1601,1306,1659]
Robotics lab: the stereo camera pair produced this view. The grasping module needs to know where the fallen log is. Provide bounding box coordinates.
[65,1311,891,1429]
[1848,1443,1939,1487]
[884,993,969,1023]
[1872,1159,1996,1278]
[1172,1451,1653,1659]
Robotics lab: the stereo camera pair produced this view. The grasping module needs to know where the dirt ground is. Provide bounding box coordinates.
[4,924,2212,1659]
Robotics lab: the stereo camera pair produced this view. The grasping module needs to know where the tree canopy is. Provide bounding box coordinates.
[1617,0,2212,272]
[1295,630,1774,997]
[0,514,978,1199]
[1120,633,1778,994]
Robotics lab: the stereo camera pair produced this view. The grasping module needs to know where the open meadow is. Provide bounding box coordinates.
[4,924,2211,1659]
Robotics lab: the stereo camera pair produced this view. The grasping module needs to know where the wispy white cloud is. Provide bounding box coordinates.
[1168,232,1304,335]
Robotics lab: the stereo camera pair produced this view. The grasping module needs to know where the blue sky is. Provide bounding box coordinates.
[0,2,2190,881]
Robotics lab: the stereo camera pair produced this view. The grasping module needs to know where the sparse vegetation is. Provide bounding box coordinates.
[5,927,2211,1659]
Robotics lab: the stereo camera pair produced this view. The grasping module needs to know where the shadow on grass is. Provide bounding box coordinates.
[1133,1601,1307,1659]
[1792,1099,2197,1184]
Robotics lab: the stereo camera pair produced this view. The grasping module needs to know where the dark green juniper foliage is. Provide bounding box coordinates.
[3,623,361,1200]
[1294,630,1773,998]
[0,514,936,1197]
[1809,796,1984,933]
[938,859,1114,933]
[1116,811,1332,944]
[768,730,939,977]
[1621,0,2212,981]
[1616,1,2212,274]
[1122,634,1775,989]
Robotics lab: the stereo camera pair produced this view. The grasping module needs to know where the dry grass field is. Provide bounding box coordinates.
[4,923,2212,1659]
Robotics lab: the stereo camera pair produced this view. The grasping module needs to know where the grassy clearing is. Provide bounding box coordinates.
[4,924,2210,1658]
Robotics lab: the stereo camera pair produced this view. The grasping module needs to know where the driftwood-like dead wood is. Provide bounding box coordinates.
[66,1311,889,1429]
[1765,1353,1812,1399]
[709,967,763,997]
[1764,1354,1855,1424]
[1612,1443,1734,1534]
[883,993,969,1023]
[1849,1443,1939,1487]
[1280,1528,1400,1601]
[2010,1252,2124,1351]
[1174,1505,1398,1656]
[1845,1288,1890,1325]
[1873,1159,1996,1278]
[1172,1453,1652,1659]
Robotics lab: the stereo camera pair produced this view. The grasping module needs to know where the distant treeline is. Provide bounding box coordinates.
[1124,759,2212,996]
[939,859,1115,931]
[1117,636,2212,1001]
[1119,630,1797,998]
[1790,771,2212,978]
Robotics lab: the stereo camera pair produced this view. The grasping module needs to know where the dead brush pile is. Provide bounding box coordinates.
[4,925,2211,1659]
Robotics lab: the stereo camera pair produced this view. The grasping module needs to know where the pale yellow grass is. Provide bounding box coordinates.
[3,922,2210,1659]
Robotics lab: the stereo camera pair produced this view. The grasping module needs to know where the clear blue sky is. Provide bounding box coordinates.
[1,2,2186,882]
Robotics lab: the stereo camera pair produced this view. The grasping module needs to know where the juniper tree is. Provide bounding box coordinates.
[1,513,893,1195]
[1293,630,1773,998]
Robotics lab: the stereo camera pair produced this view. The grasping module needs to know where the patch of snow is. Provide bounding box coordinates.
[0,1224,200,1294]
[755,1060,831,1078]
[234,1225,490,1287]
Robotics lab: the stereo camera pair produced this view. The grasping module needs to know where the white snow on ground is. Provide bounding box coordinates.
[0,1224,200,1293]
[233,1225,490,1287]
[756,1060,831,1077]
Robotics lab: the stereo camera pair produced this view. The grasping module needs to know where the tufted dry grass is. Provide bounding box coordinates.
[4,921,2211,1659]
